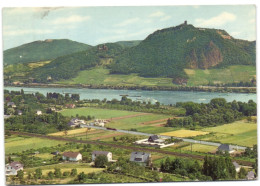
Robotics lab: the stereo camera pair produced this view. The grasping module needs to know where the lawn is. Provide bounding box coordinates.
[5,135,66,154]
[185,65,256,86]
[49,128,95,137]
[25,163,104,176]
[160,129,209,137]
[56,67,175,87]
[60,107,141,119]
[200,120,257,147]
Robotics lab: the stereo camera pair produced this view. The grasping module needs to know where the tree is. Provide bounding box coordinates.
[47,171,54,180]
[77,172,87,182]
[94,155,108,168]
[238,167,247,179]
[17,170,24,181]
[54,168,62,178]
[34,168,42,180]
[71,168,77,176]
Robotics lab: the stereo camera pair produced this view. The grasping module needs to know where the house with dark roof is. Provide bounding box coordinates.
[5,162,23,175]
[217,144,235,153]
[246,171,255,180]
[92,151,113,162]
[7,102,16,108]
[148,135,159,142]
[62,152,82,161]
[130,152,151,166]
[51,151,60,155]
[232,161,241,172]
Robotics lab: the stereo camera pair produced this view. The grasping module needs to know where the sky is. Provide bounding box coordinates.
[2,5,256,50]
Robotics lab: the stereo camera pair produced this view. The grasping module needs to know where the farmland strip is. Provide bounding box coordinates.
[9,131,253,166]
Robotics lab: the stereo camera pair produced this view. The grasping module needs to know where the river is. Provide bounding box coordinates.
[5,86,257,105]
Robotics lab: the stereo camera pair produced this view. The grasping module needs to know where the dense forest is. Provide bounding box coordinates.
[32,43,125,82]
[166,98,256,128]
[110,23,255,83]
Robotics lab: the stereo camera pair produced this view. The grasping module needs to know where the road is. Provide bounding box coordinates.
[80,125,247,150]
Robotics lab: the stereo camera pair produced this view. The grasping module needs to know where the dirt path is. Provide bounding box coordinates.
[9,131,253,167]
[110,113,151,121]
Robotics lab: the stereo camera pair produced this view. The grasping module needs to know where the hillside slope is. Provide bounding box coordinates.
[110,22,255,84]
[4,39,92,65]
[32,43,125,82]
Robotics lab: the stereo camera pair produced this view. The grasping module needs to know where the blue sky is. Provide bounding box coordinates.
[2,5,256,50]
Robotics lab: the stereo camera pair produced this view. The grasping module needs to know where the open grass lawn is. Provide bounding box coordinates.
[200,120,257,147]
[180,144,217,153]
[25,163,104,176]
[5,135,66,154]
[185,65,256,86]
[49,128,95,137]
[160,129,209,138]
[61,107,140,119]
[57,67,175,87]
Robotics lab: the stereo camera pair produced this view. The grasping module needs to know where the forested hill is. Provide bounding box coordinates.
[32,43,125,82]
[110,22,255,83]
[3,39,92,65]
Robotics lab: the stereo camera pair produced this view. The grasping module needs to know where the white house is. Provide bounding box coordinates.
[62,152,82,162]
[68,118,86,128]
[130,152,151,166]
[36,110,42,115]
[5,162,23,175]
[92,151,113,162]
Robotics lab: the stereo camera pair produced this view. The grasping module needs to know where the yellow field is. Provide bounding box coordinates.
[181,144,217,153]
[40,167,104,175]
[160,129,209,138]
[48,128,95,136]
[28,61,51,69]
[34,153,54,159]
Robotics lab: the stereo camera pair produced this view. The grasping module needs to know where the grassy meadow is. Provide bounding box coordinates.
[5,135,66,154]
[200,120,257,147]
[56,67,175,87]
[60,107,141,119]
[185,65,256,86]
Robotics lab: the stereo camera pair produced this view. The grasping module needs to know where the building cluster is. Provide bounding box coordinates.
[88,119,109,127]
[134,135,175,148]
[68,118,86,128]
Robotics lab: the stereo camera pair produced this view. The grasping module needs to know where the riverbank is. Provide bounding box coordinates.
[4,83,257,93]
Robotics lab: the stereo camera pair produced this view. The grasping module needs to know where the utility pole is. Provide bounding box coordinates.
[191,143,193,153]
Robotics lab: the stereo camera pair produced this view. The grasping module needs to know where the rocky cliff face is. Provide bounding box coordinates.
[186,41,223,69]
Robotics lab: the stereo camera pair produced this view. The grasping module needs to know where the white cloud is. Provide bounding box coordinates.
[160,16,171,21]
[51,15,91,24]
[250,18,255,24]
[3,29,53,36]
[115,18,140,27]
[230,31,241,37]
[149,11,165,17]
[195,12,236,27]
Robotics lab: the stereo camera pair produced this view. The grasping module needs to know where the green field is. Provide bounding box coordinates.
[200,120,257,147]
[25,163,104,176]
[107,114,170,130]
[181,144,217,153]
[57,67,175,87]
[5,135,66,154]
[61,107,141,119]
[185,65,256,86]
